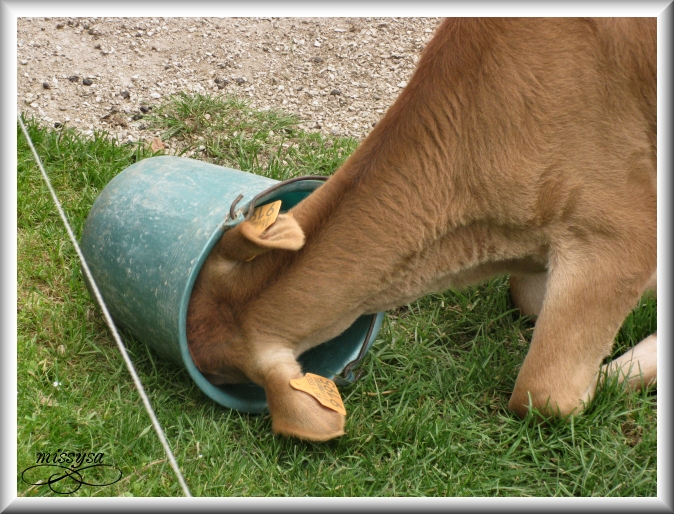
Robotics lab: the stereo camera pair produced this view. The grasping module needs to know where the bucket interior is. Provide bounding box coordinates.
[178,180,382,414]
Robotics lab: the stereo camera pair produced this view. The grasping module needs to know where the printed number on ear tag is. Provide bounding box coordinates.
[289,373,347,415]
[248,200,282,235]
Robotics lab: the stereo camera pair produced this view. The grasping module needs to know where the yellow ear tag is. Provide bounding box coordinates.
[247,200,282,235]
[289,373,347,415]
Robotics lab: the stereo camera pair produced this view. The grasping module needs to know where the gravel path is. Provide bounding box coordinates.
[17,17,442,144]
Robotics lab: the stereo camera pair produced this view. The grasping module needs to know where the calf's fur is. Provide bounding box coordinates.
[187,18,657,441]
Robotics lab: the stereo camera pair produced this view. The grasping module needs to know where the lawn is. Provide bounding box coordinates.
[16,93,657,497]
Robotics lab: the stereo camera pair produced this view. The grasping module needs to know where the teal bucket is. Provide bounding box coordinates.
[80,156,383,414]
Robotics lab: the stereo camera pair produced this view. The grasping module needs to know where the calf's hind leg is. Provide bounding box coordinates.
[601,333,657,391]
[600,269,657,391]
[510,272,548,318]
[508,241,655,418]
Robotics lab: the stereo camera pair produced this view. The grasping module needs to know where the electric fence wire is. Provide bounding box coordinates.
[17,114,193,497]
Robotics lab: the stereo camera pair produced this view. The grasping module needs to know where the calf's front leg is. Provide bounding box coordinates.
[508,239,655,418]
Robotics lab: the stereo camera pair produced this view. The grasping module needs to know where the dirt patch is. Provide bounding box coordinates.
[17,17,442,143]
[621,420,644,447]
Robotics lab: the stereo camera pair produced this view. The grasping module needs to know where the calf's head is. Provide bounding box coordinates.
[186,213,346,441]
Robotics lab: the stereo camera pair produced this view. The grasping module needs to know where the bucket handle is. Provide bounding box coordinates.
[228,175,330,222]
[229,194,244,219]
[338,314,380,384]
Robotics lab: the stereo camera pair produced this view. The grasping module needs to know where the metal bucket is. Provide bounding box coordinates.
[80,156,383,413]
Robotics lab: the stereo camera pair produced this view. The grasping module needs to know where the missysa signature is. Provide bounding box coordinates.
[21,450,122,494]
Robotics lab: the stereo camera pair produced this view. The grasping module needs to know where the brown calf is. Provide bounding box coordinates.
[187,18,657,441]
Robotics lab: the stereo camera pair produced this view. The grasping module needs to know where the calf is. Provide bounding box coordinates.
[187,18,657,441]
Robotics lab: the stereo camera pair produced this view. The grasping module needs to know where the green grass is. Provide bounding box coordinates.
[17,93,657,497]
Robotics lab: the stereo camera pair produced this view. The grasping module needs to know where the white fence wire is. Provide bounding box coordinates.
[18,114,193,497]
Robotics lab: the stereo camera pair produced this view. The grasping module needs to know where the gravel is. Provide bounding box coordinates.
[17,17,442,143]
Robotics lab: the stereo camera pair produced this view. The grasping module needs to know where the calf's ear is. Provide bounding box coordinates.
[264,372,346,442]
[214,214,305,262]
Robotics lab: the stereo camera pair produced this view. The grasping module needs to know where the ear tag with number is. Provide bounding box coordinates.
[289,373,347,415]
[247,200,282,235]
